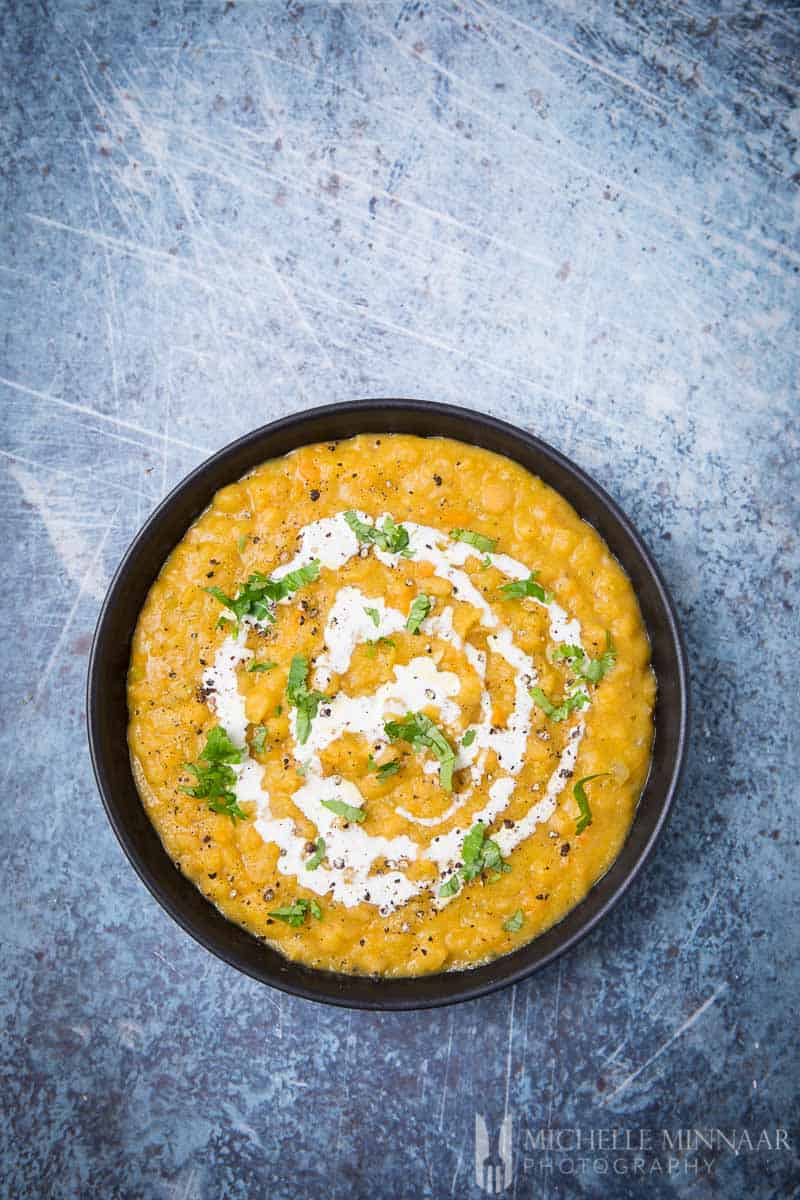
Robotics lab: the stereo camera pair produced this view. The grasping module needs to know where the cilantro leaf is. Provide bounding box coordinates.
[364,606,381,627]
[247,660,276,673]
[269,898,322,927]
[202,726,243,764]
[321,797,366,823]
[286,654,329,745]
[376,759,401,781]
[343,511,375,542]
[204,559,320,629]
[406,593,433,634]
[181,726,247,822]
[500,572,553,604]
[530,685,590,722]
[251,725,268,754]
[573,773,608,834]
[305,837,326,870]
[437,821,511,897]
[552,632,616,684]
[343,511,414,556]
[461,729,476,747]
[503,909,524,932]
[366,635,397,658]
[579,632,617,683]
[273,561,321,598]
[450,528,497,553]
[551,644,584,664]
[384,711,456,791]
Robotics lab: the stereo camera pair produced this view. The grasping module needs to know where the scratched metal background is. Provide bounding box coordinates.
[1,1,798,1197]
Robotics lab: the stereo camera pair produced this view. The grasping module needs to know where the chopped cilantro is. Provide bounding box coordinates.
[181,726,247,822]
[574,773,608,834]
[247,660,276,673]
[406,593,433,634]
[321,797,366,823]
[269,898,322,927]
[286,654,329,744]
[384,711,456,791]
[343,511,414,556]
[450,528,497,553]
[530,685,590,722]
[461,729,476,748]
[204,559,320,629]
[366,635,397,657]
[364,606,381,627]
[551,644,584,664]
[500,572,553,604]
[552,632,616,684]
[437,821,511,897]
[375,759,401,781]
[503,909,524,932]
[305,837,325,870]
[251,725,268,754]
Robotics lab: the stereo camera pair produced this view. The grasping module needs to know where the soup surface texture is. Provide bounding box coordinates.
[128,435,655,976]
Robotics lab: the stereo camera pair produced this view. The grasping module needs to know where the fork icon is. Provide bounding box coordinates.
[475,1113,513,1194]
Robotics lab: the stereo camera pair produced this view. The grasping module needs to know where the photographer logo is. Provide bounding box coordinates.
[475,1114,513,1194]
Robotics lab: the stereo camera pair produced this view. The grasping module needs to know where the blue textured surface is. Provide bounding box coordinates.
[1,1,798,1197]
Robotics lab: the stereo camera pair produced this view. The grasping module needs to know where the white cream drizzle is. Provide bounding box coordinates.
[201,512,590,912]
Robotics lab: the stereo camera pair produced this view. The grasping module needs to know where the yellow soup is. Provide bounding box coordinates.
[128,434,655,976]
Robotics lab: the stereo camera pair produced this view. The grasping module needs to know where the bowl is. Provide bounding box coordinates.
[87,399,689,1009]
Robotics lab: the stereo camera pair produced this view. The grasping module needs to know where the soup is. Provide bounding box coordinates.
[128,434,655,976]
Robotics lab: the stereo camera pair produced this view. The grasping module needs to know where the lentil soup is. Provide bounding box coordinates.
[128,435,655,976]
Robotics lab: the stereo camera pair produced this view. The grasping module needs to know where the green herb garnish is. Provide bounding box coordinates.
[373,758,401,781]
[573,773,608,834]
[450,528,497,553]
[366,635,397,658]
[552,632,616,684]
[503,909,524,932]
[181,726,247,822]
[364,606,381,627]
[269,897,323,927]
[286,654,329,744]
[251,725,268,754]
[384,711,456,791]
[344,511,414,556]
[321,797,366,823]
[305,837,326,870]
[247,660,276,673]
[530,685,590,722]
[204,559,320,629]
[406,594,433,634]
[500,572,553,604]
[461,729,476,748]
[438,821,511,897]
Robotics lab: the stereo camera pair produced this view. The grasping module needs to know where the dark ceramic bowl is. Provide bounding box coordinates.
[88,399,688,1010]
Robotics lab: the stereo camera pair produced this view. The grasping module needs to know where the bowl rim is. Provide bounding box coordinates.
[87,398,689,1009]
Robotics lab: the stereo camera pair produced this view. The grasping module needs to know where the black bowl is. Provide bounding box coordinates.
[88,399,688,1009]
